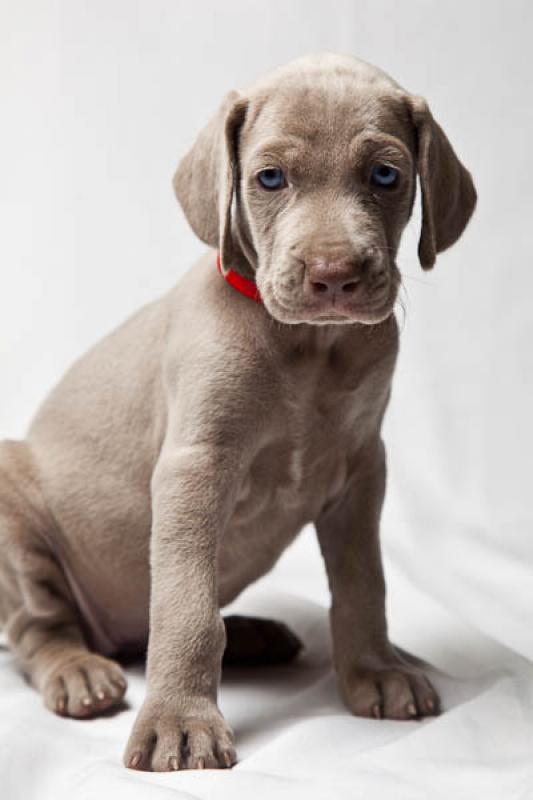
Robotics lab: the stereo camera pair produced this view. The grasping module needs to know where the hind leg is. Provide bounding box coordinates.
[223,615,302,666]
[0,440,127,718]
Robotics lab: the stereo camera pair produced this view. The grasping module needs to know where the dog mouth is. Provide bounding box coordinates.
[262,280,398,326]
[303,287,395,321]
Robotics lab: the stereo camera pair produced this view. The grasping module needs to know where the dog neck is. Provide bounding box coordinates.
[216,253,262,303]
[215,253,394,356]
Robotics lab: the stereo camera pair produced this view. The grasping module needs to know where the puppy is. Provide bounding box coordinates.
[0,53,476,771]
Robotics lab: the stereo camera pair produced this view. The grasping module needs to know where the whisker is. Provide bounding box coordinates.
[394,279,410,332]
[400,274,434,286]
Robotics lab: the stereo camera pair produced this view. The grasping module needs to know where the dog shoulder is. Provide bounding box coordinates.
[162,254,277,409]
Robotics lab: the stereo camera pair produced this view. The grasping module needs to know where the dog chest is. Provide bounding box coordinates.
[231,389,369,527]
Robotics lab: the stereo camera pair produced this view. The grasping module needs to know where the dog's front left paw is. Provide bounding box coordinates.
[339,658,440,721]
[124,696,237,772]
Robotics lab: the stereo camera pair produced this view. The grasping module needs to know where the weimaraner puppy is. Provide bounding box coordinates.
[0,53,476,771]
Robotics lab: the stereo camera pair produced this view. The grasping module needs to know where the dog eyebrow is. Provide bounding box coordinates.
[248,136,308,166]
[348,131,412,164]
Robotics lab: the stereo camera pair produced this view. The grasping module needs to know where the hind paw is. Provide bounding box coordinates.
[223,615,303,666]
[42,652,127,718]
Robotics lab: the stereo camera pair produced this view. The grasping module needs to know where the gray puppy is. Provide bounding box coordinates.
[0,53,476,771]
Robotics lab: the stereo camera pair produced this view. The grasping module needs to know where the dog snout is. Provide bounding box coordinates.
[303,253,384,300]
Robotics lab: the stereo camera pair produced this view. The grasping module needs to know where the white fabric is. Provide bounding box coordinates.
[2,557,533,799]
[1,0,532,798]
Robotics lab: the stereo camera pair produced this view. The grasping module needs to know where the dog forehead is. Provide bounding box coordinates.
[242,65,412,156]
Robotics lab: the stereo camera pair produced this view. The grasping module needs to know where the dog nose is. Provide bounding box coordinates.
[305,256,371,297]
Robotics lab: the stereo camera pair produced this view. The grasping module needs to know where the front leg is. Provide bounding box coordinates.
[316,440,439,721]
[124,445,237,772]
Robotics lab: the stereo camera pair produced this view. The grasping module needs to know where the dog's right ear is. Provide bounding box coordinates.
[173,91,248,273]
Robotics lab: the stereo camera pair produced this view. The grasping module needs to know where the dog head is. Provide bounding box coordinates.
[174,53,476,325]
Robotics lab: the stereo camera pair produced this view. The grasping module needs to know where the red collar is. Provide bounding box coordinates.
[216,253,262,303]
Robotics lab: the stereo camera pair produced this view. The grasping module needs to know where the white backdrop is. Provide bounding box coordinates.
[1,2,532,798]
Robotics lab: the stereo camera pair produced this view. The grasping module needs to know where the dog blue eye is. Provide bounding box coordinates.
[257,168,285,190]
[371,164,399,188]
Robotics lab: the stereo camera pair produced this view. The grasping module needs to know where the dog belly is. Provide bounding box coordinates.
[64,551,150,656]
[216,443,349,606]
[41,492,153,656]
[65,538,151,656]
[218,514,303,607]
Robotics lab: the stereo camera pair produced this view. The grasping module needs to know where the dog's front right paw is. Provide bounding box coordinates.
[124,696,236,772]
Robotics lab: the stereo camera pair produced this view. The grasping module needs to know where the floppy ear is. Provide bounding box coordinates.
[173,91,248,272]
[408,96,477,270]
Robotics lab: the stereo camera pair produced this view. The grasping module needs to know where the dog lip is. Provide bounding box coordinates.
[313,313,351,322]
[303,297,392,319]
[264,279,397,325]
[263,291,394,325]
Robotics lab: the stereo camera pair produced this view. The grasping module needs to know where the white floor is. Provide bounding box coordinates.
[2,529,532,800]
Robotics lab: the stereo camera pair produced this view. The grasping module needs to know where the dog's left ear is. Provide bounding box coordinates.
[407,96,477,270]
[173,91,248,272]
